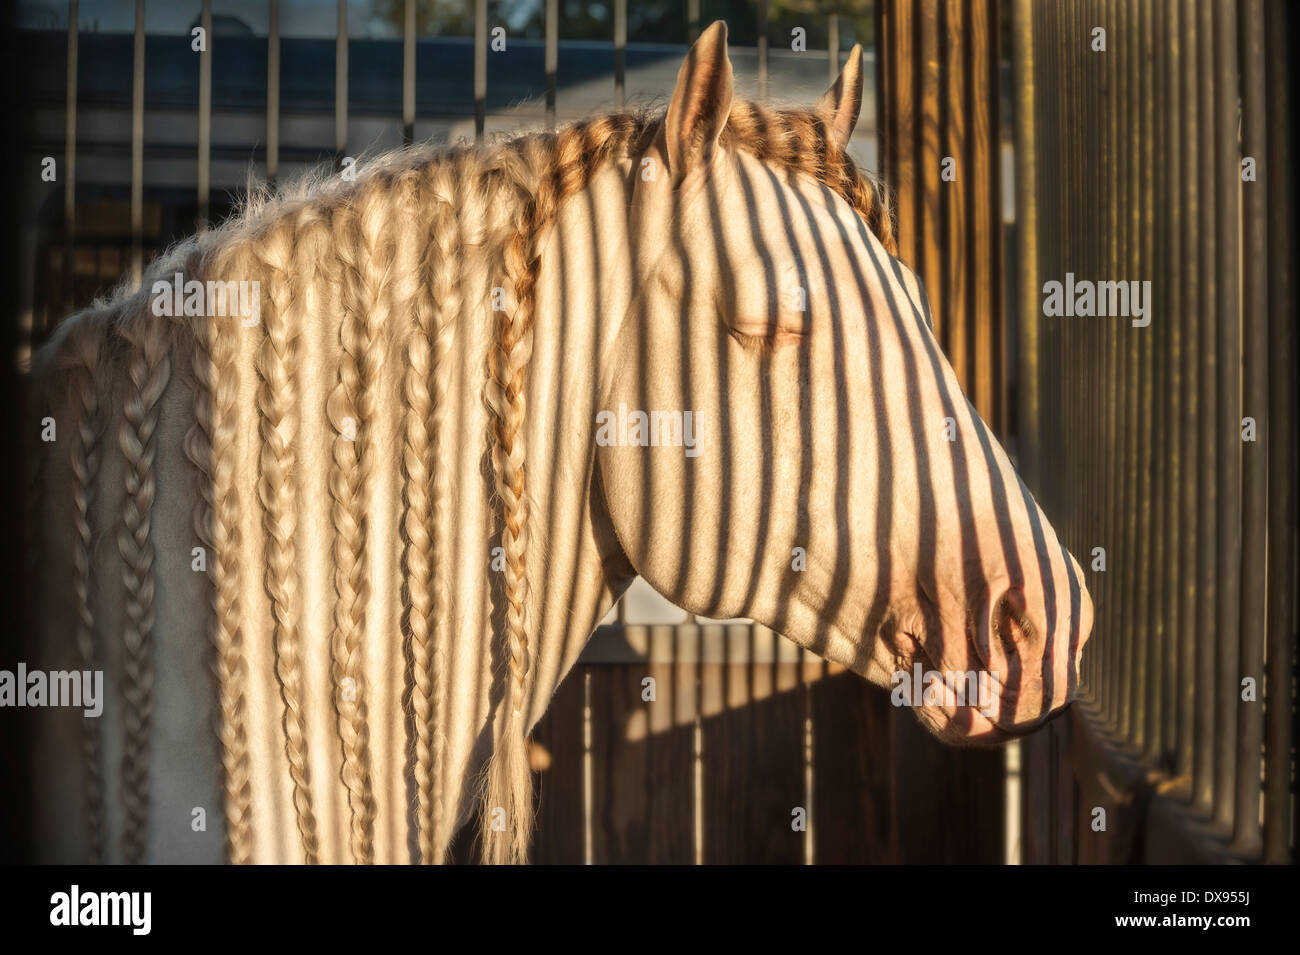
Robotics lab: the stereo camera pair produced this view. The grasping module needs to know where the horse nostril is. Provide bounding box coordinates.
[991,588,1035,655]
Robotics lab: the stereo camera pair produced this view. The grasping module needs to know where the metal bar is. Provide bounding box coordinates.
[403,0,415,144]
[545,0,557,128]
[1116,0,1135,739]
[130,0,144,286]
[1132,0,1154,755]
[1262,0,1296,865]
[63,0,77,325]
[1176,0,1199,786]
[688,0,700,43]
[1233,0,1267,854]
[1154,0,1175,769]
[474,0,486,140]
[63,0,77,239]
[942,0,968,392]
[268,0,280,181]
[1193,0,1219,812]
[1162,0,1182,774]
[1211,0,1242,832]
[197,0,211,230]
[614,0,626,109]
[828,13,839,85]
[758,0,769,102]
[336,0,348,158]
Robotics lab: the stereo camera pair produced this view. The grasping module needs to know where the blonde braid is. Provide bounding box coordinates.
[477,119,653,864]
[63,317,107,862]
[425,155,466,861]
[327,181,391,864]
[394,166,437,863]
[253,220,320,863]
[116,308,171,864]
[184,253,254,864]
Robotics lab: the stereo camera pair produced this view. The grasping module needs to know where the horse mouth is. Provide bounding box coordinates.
[894,625,1022,744]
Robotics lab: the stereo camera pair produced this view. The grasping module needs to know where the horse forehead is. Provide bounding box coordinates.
[726,150,855,248]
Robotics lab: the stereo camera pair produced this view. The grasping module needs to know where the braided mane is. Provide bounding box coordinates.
[34,98,894,865]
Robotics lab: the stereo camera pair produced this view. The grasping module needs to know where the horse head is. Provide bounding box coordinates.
[595,22,1093,743]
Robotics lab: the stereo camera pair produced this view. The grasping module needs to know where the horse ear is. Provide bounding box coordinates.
[817,44,864,150]
[664,20,734,181]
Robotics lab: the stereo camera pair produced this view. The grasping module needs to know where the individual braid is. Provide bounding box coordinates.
[253,219,320,863]
[63,317,107,862]
[424,155,466,861]
[183,251,254,864]
[327,179,392,864]
[116,306,172,864]
[394,165,438,864]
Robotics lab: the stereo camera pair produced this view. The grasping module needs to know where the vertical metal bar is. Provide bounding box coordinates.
[1105,0,1124,732]
[875,0,887,179]
[1163,0,1183,771]
[474,0,486,140]
[614,0,626,109]
[336,0,348,158]
[1176,0,1199,787]
[197,0,211,231]
[1211,0,1242,832]
[63,0,78,322]
[1233,0,1267,853]
[1116,0,1135,738]
[1148,0,1170,762]
[545,0,557,129]
[942,0,968,393]
[972,0,997,429]
[403,0,415,144]
[828,13,839,85]
[64,0,77,239]
[1262,0,1296,865]
[130,0,144,286]
[1131,0,1154,754]
[268,0,280,181]
[1193,0,1219,812]
[758,0,769,102]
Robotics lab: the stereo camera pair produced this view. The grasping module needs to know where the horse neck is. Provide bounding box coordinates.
[434,160,637,854]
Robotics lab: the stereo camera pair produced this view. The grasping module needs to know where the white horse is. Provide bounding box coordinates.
[24,21,1092,864]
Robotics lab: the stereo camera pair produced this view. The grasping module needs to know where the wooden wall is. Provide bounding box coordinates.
[451,624,1005,864]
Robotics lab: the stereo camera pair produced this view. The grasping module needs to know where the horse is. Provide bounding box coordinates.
[22,21,1092,864]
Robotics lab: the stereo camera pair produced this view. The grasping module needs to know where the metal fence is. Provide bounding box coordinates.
[1010,0,1295,864]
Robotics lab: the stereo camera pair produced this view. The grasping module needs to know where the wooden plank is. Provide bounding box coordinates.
[810,670,894,863]
[889,701,1005,862]
[531,662,586,863]
[700,626,804,864]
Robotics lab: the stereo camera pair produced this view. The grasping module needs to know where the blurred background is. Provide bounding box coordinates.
[2,0,1294,864]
